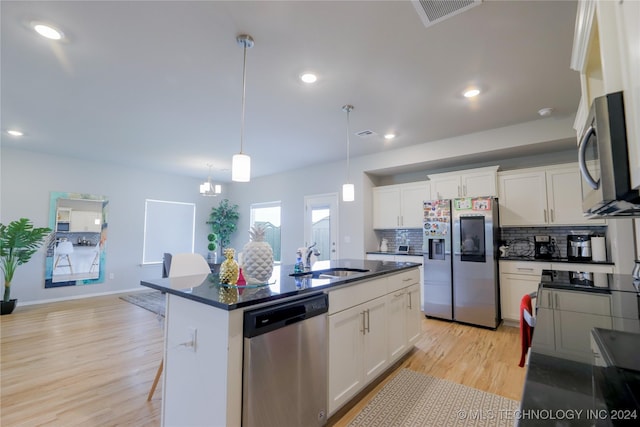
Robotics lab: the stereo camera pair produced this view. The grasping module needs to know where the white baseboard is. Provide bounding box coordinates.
[18,287,150,307]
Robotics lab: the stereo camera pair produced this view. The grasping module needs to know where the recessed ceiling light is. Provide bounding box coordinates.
[32,22,64,40]
[463,88,480,98]
[300,73,317,84]
[7,129,24,137]
[384,133,396,140]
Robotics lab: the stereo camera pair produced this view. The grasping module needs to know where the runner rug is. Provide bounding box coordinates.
[119,290,165,317]
[348,368,519,427]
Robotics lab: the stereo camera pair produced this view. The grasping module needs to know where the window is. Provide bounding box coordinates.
[250,201,281,262]
[143,199,195,264]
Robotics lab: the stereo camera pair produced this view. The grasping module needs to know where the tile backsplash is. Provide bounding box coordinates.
[373,225,607,258]
[375,229,424,252]
[500,226,607,258]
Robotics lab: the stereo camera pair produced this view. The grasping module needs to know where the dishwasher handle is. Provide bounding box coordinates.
[243,293,328,338]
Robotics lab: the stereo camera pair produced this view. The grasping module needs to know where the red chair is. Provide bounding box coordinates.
[518,292,536,367]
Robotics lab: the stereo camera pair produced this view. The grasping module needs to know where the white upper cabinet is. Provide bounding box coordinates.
[498,164,605,226]
[571,0,640,189]
[498,170,548,226]
[70,210,102,232]
[428,166,499,199]
[372,181,430,229]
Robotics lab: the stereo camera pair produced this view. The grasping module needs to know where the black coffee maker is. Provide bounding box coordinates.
[534,235,553,259]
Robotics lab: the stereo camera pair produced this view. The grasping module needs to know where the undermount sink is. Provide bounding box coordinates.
[289,267,369,279]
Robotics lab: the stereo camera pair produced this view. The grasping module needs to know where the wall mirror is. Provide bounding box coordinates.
[45,192,108,288]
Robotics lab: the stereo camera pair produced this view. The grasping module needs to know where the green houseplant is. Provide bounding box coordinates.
[0,218,51,314]
[207,199,239,257]
[207,233,218,263]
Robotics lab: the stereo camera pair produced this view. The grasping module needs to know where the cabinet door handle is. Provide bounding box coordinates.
[554,293,559,309]
[360,311,366,334]
[408,292,412,309]
[550,209,555,222]
[365,309,371,333]
[463,185,467,196]
[543,209,548,223]
[458,185,462,197]
[516,268,534,271]
[403,277,413,282]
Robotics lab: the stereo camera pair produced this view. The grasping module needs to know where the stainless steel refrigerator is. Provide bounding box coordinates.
[422,199,453,320]
[422,197,500,328]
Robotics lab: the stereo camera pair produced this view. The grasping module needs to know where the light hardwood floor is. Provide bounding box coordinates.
[1,295,525,426]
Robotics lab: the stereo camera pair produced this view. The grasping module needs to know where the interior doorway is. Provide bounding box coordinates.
[304,193,339,261]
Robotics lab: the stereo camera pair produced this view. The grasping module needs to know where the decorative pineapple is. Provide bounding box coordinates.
[242,225,274,283]
[218,286,238,304]
[219,248,239,284]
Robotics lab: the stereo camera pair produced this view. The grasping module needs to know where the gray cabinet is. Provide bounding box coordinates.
[533,288,612,363]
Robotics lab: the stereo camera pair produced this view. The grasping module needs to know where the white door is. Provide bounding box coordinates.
[304,193,339,261]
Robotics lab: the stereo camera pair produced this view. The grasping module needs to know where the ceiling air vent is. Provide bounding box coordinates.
[412,0,482,28]
[355,130,377,138]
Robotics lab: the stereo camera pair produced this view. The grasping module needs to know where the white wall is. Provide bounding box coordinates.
[1,147,217,304]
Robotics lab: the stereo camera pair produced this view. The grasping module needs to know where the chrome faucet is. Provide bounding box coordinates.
[305,243,320,270]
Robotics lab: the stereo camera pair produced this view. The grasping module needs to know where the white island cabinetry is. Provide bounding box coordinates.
[327,268,421,415]
[154,264,422,426]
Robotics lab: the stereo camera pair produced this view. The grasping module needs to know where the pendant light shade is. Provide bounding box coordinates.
[232,34,254,183]
[232,153,251,182]
[342,104,355,202]
[342,183,355,202]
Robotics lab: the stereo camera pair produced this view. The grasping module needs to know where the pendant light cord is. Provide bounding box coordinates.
[240,43,248,155]
[346,108,350,181]
[343,105,354,181]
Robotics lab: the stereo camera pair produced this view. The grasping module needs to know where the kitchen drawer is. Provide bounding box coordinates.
[499,260,551,275]
[328,276,388,315]
[547,289,612,316]
[386,269,420,293]
[550,263,614,274]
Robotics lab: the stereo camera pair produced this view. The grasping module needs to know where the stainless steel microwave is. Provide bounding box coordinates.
[578,91,640,217]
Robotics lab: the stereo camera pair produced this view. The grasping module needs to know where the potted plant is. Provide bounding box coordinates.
[207,233,217,263]
[207,199,239,258]
[0,218,51,315]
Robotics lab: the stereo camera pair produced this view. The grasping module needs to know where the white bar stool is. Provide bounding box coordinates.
[54,241,74,274]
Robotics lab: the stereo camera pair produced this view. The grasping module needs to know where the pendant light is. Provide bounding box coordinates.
[200,164,222,196]
[342,105,355,202]
[232,34,254,182]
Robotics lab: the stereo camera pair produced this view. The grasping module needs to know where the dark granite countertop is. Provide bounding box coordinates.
[499,256,614,265]
[141,259,420,311]
[366,251,425,256]
[519,273,640,426]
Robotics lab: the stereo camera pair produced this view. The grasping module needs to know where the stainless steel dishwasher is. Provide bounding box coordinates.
[243,293,328,427]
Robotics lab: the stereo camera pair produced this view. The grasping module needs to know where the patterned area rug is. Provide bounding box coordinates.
[349,369,520,427]
[119,291,166,317]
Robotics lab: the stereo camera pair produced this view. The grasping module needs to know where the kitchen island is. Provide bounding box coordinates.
[519,271,640,426]
[141,259,421,427]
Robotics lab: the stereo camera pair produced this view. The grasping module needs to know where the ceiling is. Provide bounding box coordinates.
[1,0,580,183]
